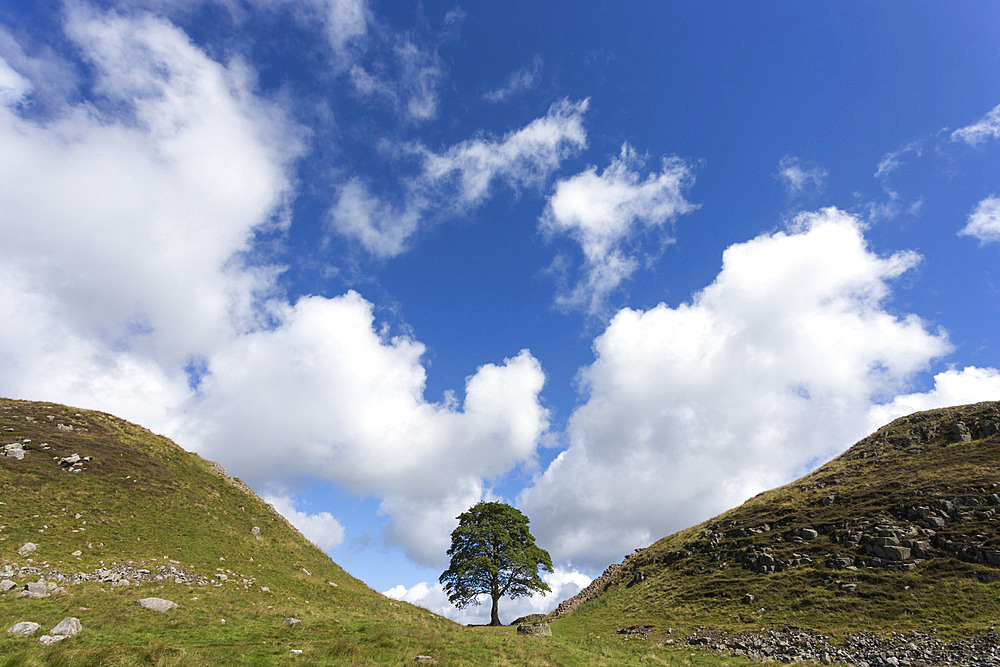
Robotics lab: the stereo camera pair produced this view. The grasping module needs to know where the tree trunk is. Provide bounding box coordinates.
[490,593,501,626]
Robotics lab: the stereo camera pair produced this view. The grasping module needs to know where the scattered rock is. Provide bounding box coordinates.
[516,622,552,637]
[618,624,656,636]
[135,597,178,612]
[58,454,81,467]
[50,617,82,636]
[18,542,37,557]
[7,621,40,636]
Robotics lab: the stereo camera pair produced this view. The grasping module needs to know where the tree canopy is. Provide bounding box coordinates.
[439,501,553,626]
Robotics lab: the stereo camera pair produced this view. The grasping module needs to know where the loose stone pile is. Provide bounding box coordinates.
[687,626,1000,666]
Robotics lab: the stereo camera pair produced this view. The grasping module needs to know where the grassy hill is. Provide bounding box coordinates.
[551,401,1000,653]
[1,398,727,666]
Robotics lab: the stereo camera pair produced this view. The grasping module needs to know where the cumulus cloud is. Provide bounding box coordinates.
[264,494,346,551]
[383,566,590,625]
[541,143,697,313]
[0,7,301,412]
[330,98,589,256]
[182,294,549,565]
[959,195,1000,244]
[483,55,542,102]
[777,155,827,195]
[952,103,1000,146]
[866,366,1000,432]
[521,208,952,570]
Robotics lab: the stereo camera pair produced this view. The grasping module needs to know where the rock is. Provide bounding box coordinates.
[516,622,552,637]
[284,617,302,627]
[135,597,178,612]
[49,586,68,597]
[4,444,24,459]
[18,542,37,557]
[742,593,755,604]
[251,526,261,536]
[59,453,81,467]
[24,581,48,595]
[7,621,40,636]
[948,421,972,443]
[414,656,439,664]
[260,586,270,593]
[39,634,68,645]
[50,617,82,636]
[799,528,819,540]
[1,579,17,591]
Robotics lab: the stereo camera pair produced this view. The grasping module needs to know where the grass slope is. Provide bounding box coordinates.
[552,402,1000,645]
[0,398,735,666]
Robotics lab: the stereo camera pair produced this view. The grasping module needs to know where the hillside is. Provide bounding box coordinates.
[1,398,713,666]
[551,401,1000,663]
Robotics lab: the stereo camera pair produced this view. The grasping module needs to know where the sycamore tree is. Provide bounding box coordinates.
[439,501,553,626]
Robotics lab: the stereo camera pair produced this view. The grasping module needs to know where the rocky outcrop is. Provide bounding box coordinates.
[516,622,552,637]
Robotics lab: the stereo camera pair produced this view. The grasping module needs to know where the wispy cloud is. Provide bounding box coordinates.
[776,155,827,196]
[483,55,542,102]
[960,195,1000,244]
[541,143,697,314]
[952,103,1000,146]
[330,98,590,256]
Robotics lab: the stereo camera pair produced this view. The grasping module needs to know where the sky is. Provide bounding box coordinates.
[1,0,1000,624]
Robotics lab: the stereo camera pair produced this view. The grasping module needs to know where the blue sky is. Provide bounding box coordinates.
[2,1,999,623]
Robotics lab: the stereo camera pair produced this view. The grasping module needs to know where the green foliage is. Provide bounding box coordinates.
[440,502,552,624]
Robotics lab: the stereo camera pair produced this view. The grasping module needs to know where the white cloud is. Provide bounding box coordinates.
[959,195,1000,244]
[330,98,589,256]
[348,37,444,122]
[0,7,302,411]
[383,566,590,625]
[0,55,31,105]
[952,103,1000,146]
[264,494,346,552]
[521,208,952,570]
[483,55,542,103]
[777,155,827,195]
[541,143,697,313]
[866,366,1000,432]
[182,294,549,566]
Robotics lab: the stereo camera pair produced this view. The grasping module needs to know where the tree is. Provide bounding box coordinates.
[439,501,553,626]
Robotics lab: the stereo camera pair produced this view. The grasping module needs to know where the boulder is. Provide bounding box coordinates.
[1,579,17,592]
[17,542,37,557]
[516,622,552,637]
[135,597,178,612]
[50,617,82,636]
[4,444,24,459]
[7,621,40,636]
[39,634,69,645]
